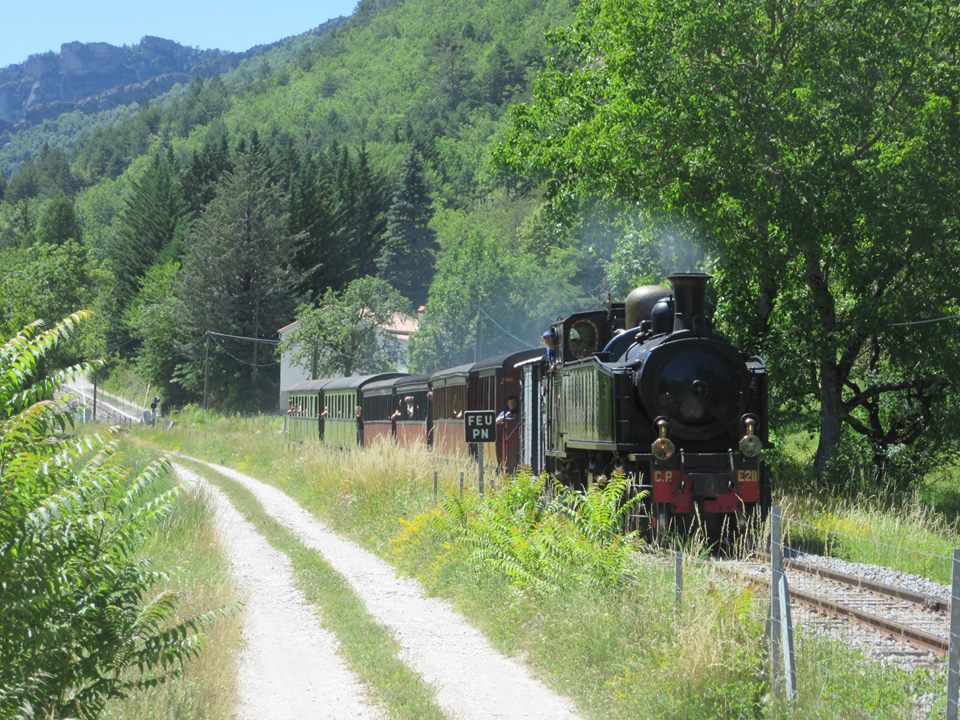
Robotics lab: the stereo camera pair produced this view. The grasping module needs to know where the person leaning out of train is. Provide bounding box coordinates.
[496,396,519,426]
[543,329,559,370]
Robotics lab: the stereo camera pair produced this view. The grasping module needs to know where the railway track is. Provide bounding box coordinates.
[719,555,950,666]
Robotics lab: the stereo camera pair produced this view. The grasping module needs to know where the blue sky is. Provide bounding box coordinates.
[0,0,358,68]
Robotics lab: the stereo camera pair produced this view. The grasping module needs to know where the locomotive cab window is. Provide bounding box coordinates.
[566,319,600,360]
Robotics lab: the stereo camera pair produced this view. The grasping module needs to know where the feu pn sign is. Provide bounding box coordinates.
[464,410,497,443]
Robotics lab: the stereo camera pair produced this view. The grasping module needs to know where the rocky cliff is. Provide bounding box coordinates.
[0,19,343,134]
[0,37,242,132]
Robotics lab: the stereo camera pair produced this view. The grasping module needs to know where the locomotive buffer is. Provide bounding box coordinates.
[464,411,496,493]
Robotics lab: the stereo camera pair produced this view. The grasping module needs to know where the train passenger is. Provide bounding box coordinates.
[496,396,519,425]
[355,405,364,445]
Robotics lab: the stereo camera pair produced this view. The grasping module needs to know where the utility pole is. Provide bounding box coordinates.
[92,369,98,422]
[474,297,481,362]
[203,332,210,410]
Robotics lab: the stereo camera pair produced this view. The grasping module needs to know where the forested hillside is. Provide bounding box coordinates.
[3,0,959,489]
[0,19,345,175]
[0,0,586,412]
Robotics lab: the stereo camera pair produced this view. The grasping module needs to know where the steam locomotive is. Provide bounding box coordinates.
[286,273,769,538]
[521,273,769,536]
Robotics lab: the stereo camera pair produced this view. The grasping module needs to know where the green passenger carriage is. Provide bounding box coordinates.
[322,374,405,449]
[286,378,333,442]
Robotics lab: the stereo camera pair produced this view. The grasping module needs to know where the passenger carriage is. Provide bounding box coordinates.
[323,373,406,449]
[361,375,407,446]
[470,349,544,472]
[393,374,432,447]
[429,362,473,456]
[287,378,335,442]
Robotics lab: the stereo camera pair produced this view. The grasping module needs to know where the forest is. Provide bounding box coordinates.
[1,0,959,488]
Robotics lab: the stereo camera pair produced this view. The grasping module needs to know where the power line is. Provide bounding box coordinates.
[207,330,280,345]
[890,314,960,327]
[208,333,280,368]
[478,307,532,347]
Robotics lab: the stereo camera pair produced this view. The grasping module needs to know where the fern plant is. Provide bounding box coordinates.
[459,470,646,594]
[0,313,216,719]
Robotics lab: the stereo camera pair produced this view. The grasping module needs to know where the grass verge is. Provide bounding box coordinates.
[140,414,941,719]
[177,457,447,720]
[101,442,240,720]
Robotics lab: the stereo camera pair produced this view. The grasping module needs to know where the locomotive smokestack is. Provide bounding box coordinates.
[668,273,711,333]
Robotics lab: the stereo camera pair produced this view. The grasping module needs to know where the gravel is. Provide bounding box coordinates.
[786,549,952,605]
[180,454,583,720]
[173,463,384,719]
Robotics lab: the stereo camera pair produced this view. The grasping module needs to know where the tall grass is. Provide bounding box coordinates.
[140,412,939,718]
[101,443,240,720]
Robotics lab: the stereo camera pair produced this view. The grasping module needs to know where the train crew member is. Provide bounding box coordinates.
[355,405,364,445]
[543,329,558,369]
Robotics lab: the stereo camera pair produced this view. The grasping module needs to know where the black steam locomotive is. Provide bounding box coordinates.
[520,273,769,537]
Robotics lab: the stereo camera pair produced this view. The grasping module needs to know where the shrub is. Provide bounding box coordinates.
[394,469,644,594]
[0,313,215,718]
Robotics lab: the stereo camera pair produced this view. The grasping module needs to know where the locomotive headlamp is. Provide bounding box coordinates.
[739,414,763,458]
[652,417,675,460]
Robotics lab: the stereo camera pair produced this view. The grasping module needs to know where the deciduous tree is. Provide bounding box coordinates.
[281,276,411,377]
[497,0,960,481]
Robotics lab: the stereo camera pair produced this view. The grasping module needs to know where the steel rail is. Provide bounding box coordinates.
[753,552,949,612]
[723,559,949,659]
[786,584,948,658]
[783,556,949,612]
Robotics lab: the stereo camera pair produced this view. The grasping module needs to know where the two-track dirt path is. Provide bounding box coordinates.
[174,463,384,719]
[174,456,582,720]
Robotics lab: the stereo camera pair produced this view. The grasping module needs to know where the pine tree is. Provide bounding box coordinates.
[95,148,184,355]
[180,124,232,218]
[288,153,346,301]
[108,148,184,314]
[376,146,436,306]
[174,143,299,410]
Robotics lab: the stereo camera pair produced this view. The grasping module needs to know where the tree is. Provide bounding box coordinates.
[0,241,102,339]
[281,276,411,377]
[180,123,233,218]
[409,203,583,372]
[376,146,437,306]
[497,0,960,482]
[106,148,185,351]
[174,143,298,410]
[0,313,215,717]
[288,153,347,301]
[125,261,187,407]
[35,192,81,245]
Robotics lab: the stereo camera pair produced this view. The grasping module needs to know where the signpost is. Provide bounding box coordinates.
[464,411,497,494]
